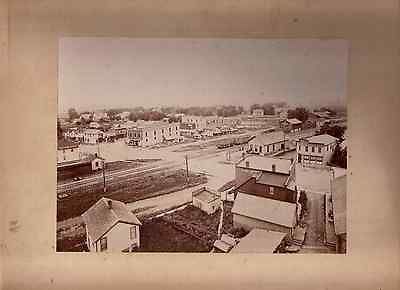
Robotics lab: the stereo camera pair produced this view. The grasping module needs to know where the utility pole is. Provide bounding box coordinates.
[185,154,189,184]
[102,159,107,193]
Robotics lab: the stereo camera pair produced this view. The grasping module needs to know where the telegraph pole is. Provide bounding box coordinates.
[185,154,189,184]
[102,159,107,193]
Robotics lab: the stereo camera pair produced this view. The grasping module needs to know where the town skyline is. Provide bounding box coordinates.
[59,38,348,113]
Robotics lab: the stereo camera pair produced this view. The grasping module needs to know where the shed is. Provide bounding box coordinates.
[192,187,221,215]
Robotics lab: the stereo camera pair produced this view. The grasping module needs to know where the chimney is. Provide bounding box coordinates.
[107,200,112,209]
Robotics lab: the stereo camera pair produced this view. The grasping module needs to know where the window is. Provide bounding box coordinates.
[100,237,107,251]
[95,161,99,167]
[145,132,148,137]
[318,147,322,153]
[305,146,308,152]
[269,186,275,194]
[162,129,164,134]
[130,226,137,240]
[311,146,315,153]
[154,130,156,135]
[71,149,74,152]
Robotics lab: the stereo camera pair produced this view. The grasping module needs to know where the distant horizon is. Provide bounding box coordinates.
[59,38,348,113]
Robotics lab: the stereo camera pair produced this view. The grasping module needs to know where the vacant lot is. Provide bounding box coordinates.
[138,218,209,252]
[57,169,207,221]
[139,204,234,252]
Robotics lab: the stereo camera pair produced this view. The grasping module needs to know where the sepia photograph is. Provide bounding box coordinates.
[56,38,348,254]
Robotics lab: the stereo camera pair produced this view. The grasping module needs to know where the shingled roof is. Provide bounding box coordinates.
[82,198,142,243]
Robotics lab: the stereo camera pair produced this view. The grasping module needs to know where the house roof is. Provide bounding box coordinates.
[248,131,286,146]
[286,118,302,125]
[304,134,338,145]
[256,171,289,187]
[57,138,79,150]
[81,197,142,243]
[236,155,292,174]
[237,177,296,203]
[232,193,297,228]
[192,187,220,203]
[332,175,347,235]
[230,229,287,253]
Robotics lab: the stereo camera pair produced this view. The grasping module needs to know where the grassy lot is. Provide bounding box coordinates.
[138,218,209,252]
[139,204,233,252]
[57,169,207,221]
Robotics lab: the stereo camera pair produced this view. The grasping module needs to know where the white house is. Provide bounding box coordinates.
[246,131,288,155]
[82,198,142,252]
[192,187,221,215]
[83,129,104,144]
[296,134,339,166]
[57,139,81,164]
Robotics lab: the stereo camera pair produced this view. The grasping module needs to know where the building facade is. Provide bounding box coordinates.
[82,198,142,252]
[126,121,181,146]
[296,134,339,166]
[246,131,288,155]
[83,129,104,144]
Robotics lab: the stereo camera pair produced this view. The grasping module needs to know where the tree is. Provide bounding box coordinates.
[262,103,275,115]
[250,104,262,113]
[287,107,309,122]
[67,108,79,121]
[317,124,346,140]
[329,146,347,169]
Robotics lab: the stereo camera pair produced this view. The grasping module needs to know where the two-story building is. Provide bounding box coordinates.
[246,131,288,155]
[181,115,225,131]
[83,129,104,144]
[126,121,181,147]
[296,134,339,166]
[82,198,142,252]
[232,155,299,236]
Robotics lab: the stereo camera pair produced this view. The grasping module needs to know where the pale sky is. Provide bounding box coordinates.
[58,38,348,113]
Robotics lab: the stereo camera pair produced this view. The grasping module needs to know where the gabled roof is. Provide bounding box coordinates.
[237,177,296,203]
[304,134,338,145]
[248,131,286,146]
[230,229,287,253]
[236,156,292,175]
[256,171,290,188]
[57,138,79,150]
[332,175,347,235]
[232,193,297,228]
[82,198,142,243]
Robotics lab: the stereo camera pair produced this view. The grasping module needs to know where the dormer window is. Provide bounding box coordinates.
[272,164,276,172]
